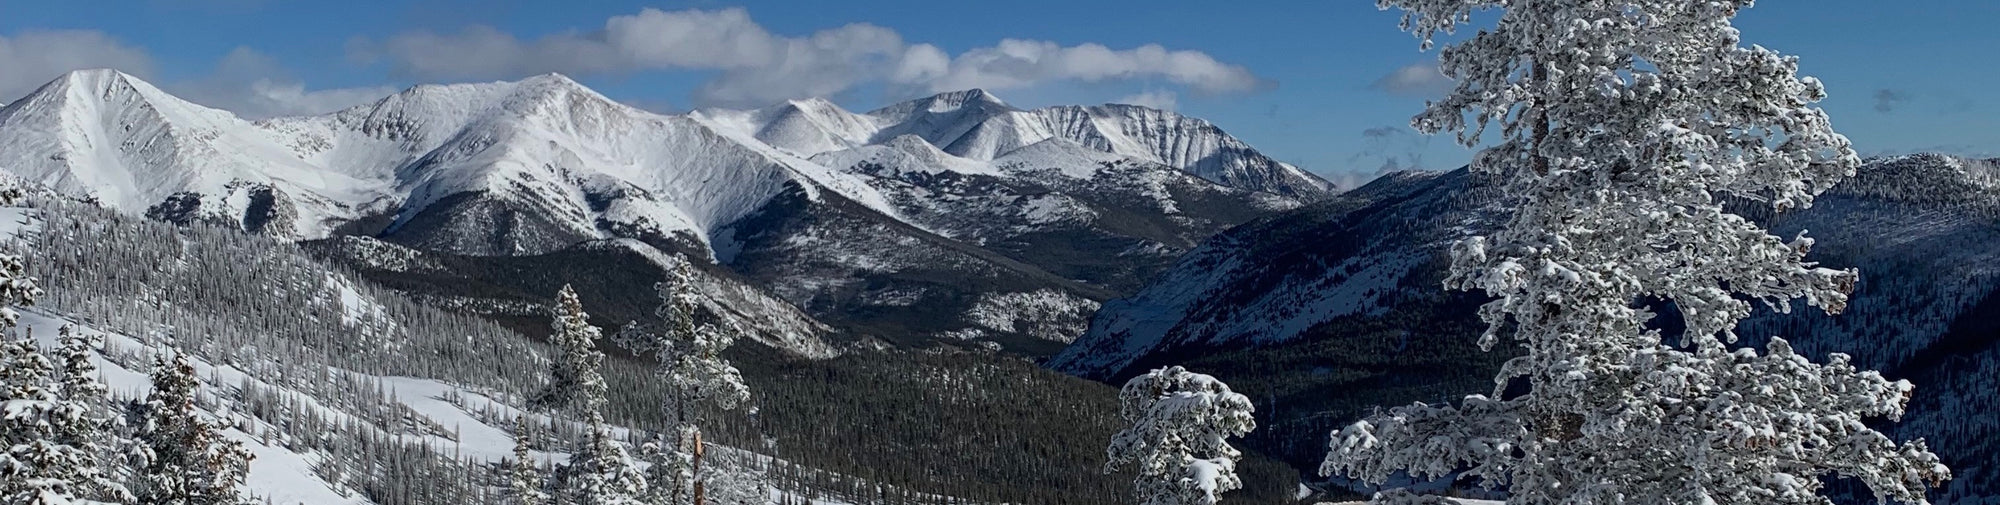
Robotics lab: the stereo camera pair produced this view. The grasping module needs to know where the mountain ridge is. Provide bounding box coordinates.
[0,68,1322,353]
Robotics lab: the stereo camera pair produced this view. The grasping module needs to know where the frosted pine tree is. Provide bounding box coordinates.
[131,352,253,505]
[1322,1,1949,504]
[52,325,132,503]
[0,187,37,330]
[562,423,650,505]
[702,465,773,505]
[533,285,610,417]
[507,415,550,505]
[538,285,648,505]
[613,257,749,505]
[1105,366,1255,505]
[0,334,100,504]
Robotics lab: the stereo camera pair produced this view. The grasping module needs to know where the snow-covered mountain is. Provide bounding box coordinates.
[1049,154,2000,502]
[0,69,1321,350]
[0,69,388,238]
[703,88,1333,200]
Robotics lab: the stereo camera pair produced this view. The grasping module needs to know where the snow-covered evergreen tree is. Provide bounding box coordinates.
[614,258,750,422]
[536,284,648,505]
[1105,366,1255,505]
[0,187,38,329]
[131,352,253,505]
[533,285,609,418]
[508,415,550,505]
[0,334,100,505]
[613,258,751,505]
[1322,1,1949,503]
[52,325,132,503]
[560,422,650,505]
[701,463,773,505]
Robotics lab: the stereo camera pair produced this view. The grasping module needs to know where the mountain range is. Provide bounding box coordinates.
[0,69,1330,354]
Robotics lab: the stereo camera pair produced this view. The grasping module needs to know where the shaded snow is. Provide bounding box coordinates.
[0,206,43,241]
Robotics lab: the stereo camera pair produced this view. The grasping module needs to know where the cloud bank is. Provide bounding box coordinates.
[349,7,1271,107]
[0,30,156,104]
[0,30,391,119]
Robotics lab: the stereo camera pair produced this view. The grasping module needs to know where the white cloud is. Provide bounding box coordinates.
[175,47,398,119]
[928,40,1264,95]
[350,7,1270,107]
[0,30,389,120]
[1371,62,1454,97]
[1114,90,1178,111]
[0,30,155,103]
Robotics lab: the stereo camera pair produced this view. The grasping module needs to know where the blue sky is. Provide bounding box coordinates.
[3,0,1995,183]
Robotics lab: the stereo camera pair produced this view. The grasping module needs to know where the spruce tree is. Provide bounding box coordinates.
[538,285,647,505]
[1323,1,1949,503]
[0,335,97,505]
[1105,366,1255,505]
[533,285,608,418]
[613,258,749,505]
[53,325,132,503]
[131,352,254,505]
[507,415,550,505]
[562,422,649,505]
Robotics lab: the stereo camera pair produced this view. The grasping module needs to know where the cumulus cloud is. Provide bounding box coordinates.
[1371,62,1453,97]
[0,30,392,119]
[0,30,156,103]
[921,39,1266,95]
[177,47,398,119]
[1113,90,1178,111]
[349,7,1269,107]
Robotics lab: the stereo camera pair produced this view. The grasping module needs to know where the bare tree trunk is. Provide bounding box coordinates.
[692,429,706,505]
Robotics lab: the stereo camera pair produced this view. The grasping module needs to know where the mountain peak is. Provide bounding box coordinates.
[50,68,145,87]
[35,68,175,105]
[780,96,840,111]
[519,72,582,86]
[925,88,1009,113]
[867,89,1013,118]
[4,67,238,129]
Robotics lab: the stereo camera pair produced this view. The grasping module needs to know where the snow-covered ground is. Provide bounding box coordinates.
[14,307,965,505]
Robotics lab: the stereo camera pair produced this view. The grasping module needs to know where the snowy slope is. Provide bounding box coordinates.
[15,309,894,505]
[0,69,387,237]
[1049,169,1477,378]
